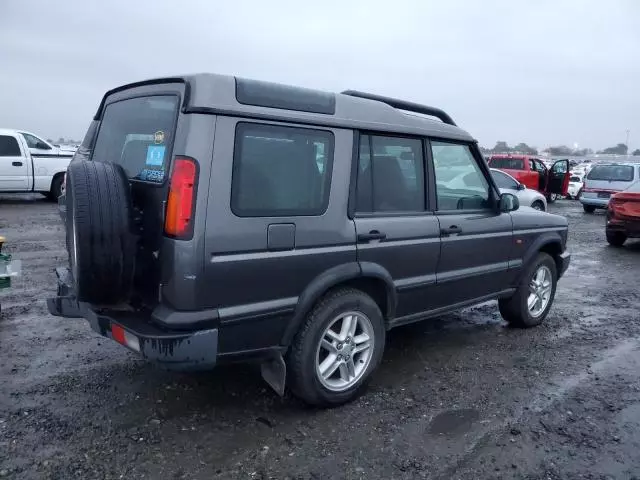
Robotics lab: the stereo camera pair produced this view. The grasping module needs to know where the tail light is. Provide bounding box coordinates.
[164,157,198,239]
[111,324,140,352]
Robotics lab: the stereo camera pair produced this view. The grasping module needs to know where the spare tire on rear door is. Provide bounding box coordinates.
[65,160,135,304]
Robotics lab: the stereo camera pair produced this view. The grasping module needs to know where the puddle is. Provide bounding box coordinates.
[428,408,480,435]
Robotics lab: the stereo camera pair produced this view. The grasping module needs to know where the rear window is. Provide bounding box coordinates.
[489,157,524,170]
[586,165,635,182]
[91,95,178,184]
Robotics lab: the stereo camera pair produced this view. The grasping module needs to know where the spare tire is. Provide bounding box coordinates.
[65,160,135,304]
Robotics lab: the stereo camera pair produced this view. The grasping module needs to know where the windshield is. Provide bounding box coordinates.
[489,157,524,170]
[91,95,178,184]
[586,165,634,182]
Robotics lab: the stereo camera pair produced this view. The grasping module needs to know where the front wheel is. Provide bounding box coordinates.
[499,252,557,328]
[287,288,385,407]
[531,200,545,211]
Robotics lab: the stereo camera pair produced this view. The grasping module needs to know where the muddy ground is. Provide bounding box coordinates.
[1,196,639,479]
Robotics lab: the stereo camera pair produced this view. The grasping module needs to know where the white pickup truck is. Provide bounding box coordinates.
[0,129,75,200]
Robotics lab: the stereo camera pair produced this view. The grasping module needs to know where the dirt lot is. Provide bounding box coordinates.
[1,196,640,479]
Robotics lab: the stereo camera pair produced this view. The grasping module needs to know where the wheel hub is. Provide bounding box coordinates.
[527,265,552,318]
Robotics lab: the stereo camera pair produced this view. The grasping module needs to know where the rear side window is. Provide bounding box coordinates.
[0,136,21,156]
[587,165,635,182]
[356,134,425,213]
[489,157,524,170]
[92,95,178,184]
[231,123,334,217]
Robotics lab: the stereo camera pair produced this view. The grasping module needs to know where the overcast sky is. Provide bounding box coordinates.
[1,0,638,150]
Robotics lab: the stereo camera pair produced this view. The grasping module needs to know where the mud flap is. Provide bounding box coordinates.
[261,354,286,396]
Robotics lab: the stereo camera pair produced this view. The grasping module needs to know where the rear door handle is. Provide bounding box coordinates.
[357,230,387,242]
[12,161,23,167]
[440,225,462,236]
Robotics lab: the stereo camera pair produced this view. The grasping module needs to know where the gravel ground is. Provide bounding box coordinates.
[1,195,640,479]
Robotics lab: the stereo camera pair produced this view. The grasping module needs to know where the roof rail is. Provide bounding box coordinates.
[340,90,456,126]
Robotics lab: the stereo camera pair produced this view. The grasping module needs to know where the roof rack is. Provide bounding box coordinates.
[341,90,457,126]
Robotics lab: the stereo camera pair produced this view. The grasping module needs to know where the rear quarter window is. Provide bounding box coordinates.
[91,95,179,184]
[586,165,635,182]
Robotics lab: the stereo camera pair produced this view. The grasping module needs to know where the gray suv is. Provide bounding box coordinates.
[48,74,570,406]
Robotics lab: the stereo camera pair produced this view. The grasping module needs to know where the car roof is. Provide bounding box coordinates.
[98,73,475,142]
[488,154,535,159]
[0,128,45,138]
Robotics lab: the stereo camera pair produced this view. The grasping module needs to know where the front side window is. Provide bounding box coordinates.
[231,123,334,217]
[492,169,519,190]
[433,141,491,211]
[21,133,51,150]
[0,135,21,157]
[92,95,179,184]
[355,134,425,213]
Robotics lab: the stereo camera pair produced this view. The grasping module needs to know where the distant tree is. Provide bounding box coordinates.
[544,145,573,156]
[491,141,511,153]
[479,146,490,154]
[46,138,54,143]
[632,149,640,156]
[598,143,628,155]
[57,137,65,144]
[573,148,593,156]
[513,143,538,155]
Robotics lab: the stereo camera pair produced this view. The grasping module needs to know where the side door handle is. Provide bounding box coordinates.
[440,225,462,236]
[357,230,387,242]
[12,161,23,167]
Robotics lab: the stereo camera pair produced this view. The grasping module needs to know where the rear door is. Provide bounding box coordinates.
[353,133,441,319]
[430,140,513,308]
[0,134,29,191]
[547,159,570,195]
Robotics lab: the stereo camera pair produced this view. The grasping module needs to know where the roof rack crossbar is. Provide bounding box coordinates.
[340,90,456,126]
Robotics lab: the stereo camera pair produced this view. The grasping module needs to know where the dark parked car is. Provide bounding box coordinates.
[48,74,570,406]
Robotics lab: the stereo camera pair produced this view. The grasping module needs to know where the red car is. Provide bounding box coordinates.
[606,181,640,246]
[488,155,570,202]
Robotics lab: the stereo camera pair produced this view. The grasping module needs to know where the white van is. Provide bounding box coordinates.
[580,163,640,213]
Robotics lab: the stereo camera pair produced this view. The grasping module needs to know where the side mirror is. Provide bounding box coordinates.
[499,192,519,212]
[517,183,526,191]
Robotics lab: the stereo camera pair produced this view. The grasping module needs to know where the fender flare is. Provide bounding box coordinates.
[518,231,563,280]
[280,262,397,346]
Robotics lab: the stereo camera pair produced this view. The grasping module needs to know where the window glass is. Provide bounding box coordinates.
[231,123,334,217]
[433,141,491,211]
[587,165,634,182]
[489,157,524,170]
[21,133,50,150]
[355,134,425,213]
[92,95,178,184]
[0,135,21,157]
[492,169,519,190]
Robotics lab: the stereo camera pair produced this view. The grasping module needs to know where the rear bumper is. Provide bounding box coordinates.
[47,268,218,370]
[557,251,571,278]
[580,196,610,208]
[607,219,640,238]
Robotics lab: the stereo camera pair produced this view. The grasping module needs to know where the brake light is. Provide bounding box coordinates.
[111,324,140,352]
[164,157,198,239]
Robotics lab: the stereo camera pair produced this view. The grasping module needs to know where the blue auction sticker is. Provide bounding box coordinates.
[146,145,166,167]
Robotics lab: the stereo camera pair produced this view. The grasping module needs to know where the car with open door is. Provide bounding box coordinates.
[605,181,640,246]
[488,154,569,203]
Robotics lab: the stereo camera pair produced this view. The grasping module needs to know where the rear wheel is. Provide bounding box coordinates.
[65,160,135,304]
[499,252,557,328]
[583,204,596,213]
[287,288,385,407]
[47,174,64,202]
[531,200,545,211]
[606,231,627,247]
[547,193,558,203]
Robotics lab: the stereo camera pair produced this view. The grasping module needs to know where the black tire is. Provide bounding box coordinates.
[498,252,557,328]
[287,288,386,407]
[606,231,627,247]
[65,161,135,304]
[531,200,545,212]
[47,174,64,202]
[583,204,596,213]
[546,193,557,204]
